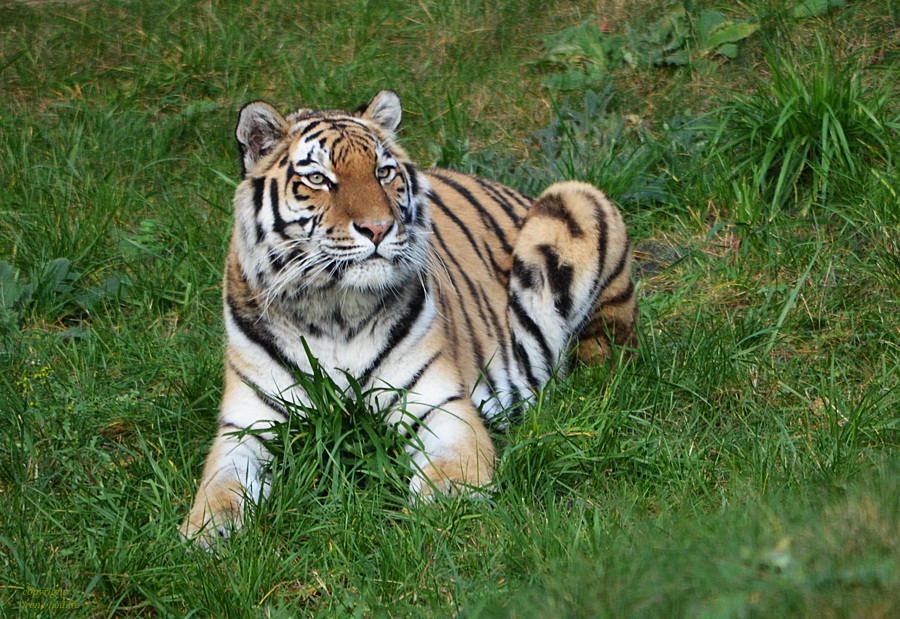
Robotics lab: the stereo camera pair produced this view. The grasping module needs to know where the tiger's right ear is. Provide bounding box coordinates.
[236,102,289,177]
[356,90,402,134]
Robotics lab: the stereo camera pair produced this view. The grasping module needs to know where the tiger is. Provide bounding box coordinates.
[181,90,637,548]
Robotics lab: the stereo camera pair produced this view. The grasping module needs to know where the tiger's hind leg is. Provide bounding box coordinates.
[508,181,634,388]
[575,265,638,365]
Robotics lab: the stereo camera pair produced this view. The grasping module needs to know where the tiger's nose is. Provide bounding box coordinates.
[353,221,393,247]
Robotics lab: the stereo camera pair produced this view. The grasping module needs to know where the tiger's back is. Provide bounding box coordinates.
[182,91,636,548]
[426,168,635,416]
[424,169,530,416]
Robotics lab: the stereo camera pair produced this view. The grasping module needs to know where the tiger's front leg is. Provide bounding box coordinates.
[405,397,495,500]
[181,370,278,549]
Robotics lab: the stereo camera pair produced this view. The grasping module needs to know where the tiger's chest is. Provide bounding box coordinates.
[226,282,441,407]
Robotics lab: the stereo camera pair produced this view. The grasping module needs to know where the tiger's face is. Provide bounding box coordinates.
[233,91,431,296]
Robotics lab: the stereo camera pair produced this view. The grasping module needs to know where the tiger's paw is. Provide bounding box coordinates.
[409,454,495,503]
[180,480,245,551]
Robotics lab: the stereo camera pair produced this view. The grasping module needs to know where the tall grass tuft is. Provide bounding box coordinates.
[722,35,898,218]
[245,341,419,504]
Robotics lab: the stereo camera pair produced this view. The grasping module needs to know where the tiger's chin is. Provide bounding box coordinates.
[338,258,413,292]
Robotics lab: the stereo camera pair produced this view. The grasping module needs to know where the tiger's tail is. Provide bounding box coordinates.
[508,181,636,387]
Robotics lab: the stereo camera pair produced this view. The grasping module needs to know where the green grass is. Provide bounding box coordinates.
[721,33,898,217]
[1,0,898,617]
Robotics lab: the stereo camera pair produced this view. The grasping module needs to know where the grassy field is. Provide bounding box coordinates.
[1,0,898,616]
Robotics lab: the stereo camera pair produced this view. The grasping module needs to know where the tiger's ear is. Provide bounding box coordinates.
[356,90,402,134]
[236,101,289,177]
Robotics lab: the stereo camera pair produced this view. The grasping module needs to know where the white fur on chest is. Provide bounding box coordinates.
[226,288,439,412]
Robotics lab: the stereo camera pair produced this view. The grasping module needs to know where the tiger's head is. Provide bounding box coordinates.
[232,90,431,297]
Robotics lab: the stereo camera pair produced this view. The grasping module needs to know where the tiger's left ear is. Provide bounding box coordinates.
[236,101,289,178]
[356,90,402,134]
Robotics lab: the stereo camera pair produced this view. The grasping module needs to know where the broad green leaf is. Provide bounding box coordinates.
[640,4,688,48]
[75,277,127,312]
[0,262,24,311]
[539,20,608,68]
[662,50,690,66]
[705,22,760,50]
[545,64,608,91]
[717,43,739,59]
[698,10,728,42]
[793,0,847,18]
[45,258,77,294]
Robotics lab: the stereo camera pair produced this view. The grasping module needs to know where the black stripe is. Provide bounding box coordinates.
[508,292,553,373]
[270,177,290,236]
[290,216,314,229]
[403,165,421,226]
[380,351,442,412]
[587,194,610,300]
[597,236,630,296]
[301,119,324,135]
[600,280,635,308]
[574,208,630,337]
[496,183,532,212]
[360,284,428,382]
[538,244,574,319]
[475,285,514,396]
[402,351,441,392]
[429,191,492,273]
[226,294,294,373]
[482,242,509,286]
[585,191,610,268]
[406,163,419,198]
[285,162,295,187]
[303,129,326,143]
[252,177,266,243]
[406,394,465,438]
[226,362,291,422]
[532,193,584,237]
[330,135,345,156]
[513,339,540,391]
[432,172,514,254]
[252,177,265,215]
[474,177,525,227]
[431,225,487,372]
[512,256,539,290]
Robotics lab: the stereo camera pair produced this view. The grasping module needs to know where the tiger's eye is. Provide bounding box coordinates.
[306,172,326,185]
[376,166,396,182]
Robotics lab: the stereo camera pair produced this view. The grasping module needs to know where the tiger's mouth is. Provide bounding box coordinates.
[267,234,418,293]
[336,256,407,291]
